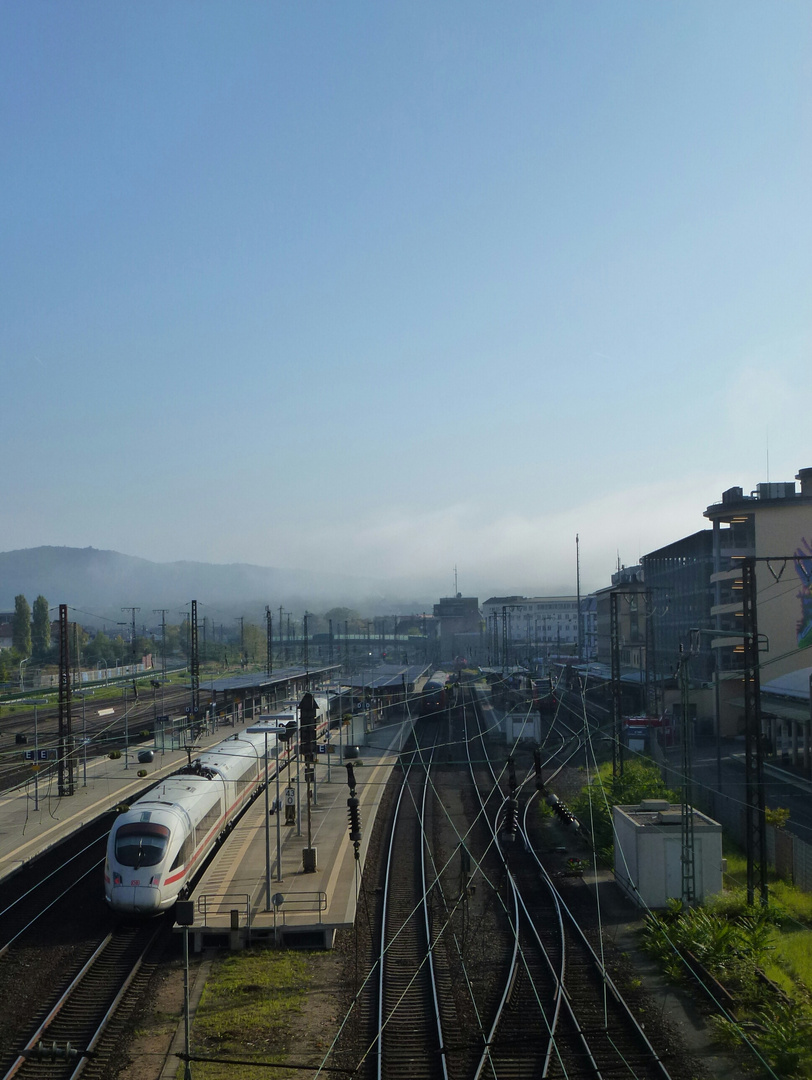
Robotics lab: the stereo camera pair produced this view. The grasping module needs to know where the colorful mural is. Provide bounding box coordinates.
[795,538,812,649]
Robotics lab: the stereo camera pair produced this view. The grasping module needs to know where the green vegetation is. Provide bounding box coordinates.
[569,758,678,863]
[642,893,812,1078]
[564,762,812,1076]
[13,594,32,656]
[31,595,50,658]
[183,950,312,1080]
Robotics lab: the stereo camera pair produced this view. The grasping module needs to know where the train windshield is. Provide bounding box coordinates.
[114,822,171,868]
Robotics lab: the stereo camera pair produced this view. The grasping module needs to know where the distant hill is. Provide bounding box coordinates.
[0,546,436,624]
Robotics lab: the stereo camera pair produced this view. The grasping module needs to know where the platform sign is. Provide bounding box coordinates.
[24,749,57,761]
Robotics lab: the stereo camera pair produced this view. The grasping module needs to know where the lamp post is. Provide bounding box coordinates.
[123,684,130,769]
[247,722,288,907]
[30,698,48,810]
[74,690,89,787]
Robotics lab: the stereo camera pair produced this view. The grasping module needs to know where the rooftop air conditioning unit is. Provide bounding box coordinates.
[757,482,796,500]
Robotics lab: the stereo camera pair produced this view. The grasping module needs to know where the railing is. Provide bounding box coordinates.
[196,892,251,927]
[271,890,328,924]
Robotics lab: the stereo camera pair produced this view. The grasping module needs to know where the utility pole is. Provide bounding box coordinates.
[236,617,245,666]
[678,644,696,906]
[58,604,75,797]
[153,609,168,686]
[190,601,200,721]
[742,558,768,906]
[122,607,140,672]
[610,591,622,780]
[271,609,278,673]
[576,533,582,660]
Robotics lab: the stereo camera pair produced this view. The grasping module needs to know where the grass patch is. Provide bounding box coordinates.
[183,950,311,1080]
[642,892,812,1077]
[771,928,812,993]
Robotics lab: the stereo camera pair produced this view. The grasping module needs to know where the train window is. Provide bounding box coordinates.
[170,834,194,871]
[196,800,224,839]
[115,822,170,868]
[235,759,256,784]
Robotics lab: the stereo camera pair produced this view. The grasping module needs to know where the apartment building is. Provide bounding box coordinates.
[703,466,812,735]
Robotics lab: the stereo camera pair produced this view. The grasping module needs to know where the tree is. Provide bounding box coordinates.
[31,596,51,658]
[84,631,113,665]
[12,595,31,656]
[571,759,678,863]
[323,607,363,631]
[243,623,266,663]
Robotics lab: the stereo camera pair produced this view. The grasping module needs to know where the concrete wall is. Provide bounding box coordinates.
[756,504,812,678]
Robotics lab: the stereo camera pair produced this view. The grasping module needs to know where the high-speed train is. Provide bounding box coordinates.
[104,697,328,916]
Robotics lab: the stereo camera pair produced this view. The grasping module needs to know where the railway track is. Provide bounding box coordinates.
[464,682,675,1080]
[2,924,166,1080]
[376,736,446,1079]
[0,798,175,1080]
[0,686,192,797]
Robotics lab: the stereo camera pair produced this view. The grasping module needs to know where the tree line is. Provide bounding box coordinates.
[0,598,390,686]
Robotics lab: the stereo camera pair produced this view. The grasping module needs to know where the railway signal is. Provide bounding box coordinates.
[501,797,519,843]
[346,762,362,859]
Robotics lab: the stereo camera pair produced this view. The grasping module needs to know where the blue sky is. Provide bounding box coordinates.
[3,2,810,598]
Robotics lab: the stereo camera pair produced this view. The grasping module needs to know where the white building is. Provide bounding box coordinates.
[482,595,583,657]
[613,799,723,909]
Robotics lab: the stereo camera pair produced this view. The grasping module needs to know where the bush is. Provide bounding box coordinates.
[570,758,678,862]
[108,750,121,760]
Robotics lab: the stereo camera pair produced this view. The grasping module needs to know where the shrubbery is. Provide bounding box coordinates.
[570,758,677,862]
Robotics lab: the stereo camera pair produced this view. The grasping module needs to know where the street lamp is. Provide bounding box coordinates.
[29,698,48,810]
[247,721,288,907]
[73,690,90,787]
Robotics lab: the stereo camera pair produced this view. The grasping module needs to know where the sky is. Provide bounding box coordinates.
[2,2,810,601]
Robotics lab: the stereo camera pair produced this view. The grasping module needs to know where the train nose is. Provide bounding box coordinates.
[108,884,163,916]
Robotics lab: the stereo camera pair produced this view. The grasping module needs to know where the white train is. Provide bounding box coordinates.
[104,697,328,916]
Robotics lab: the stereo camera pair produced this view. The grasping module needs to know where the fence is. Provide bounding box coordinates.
[654,742,812,894]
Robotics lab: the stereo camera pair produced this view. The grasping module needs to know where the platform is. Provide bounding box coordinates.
[0,733,226,884]
[184,716,413,950]
[0,711,412,947]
